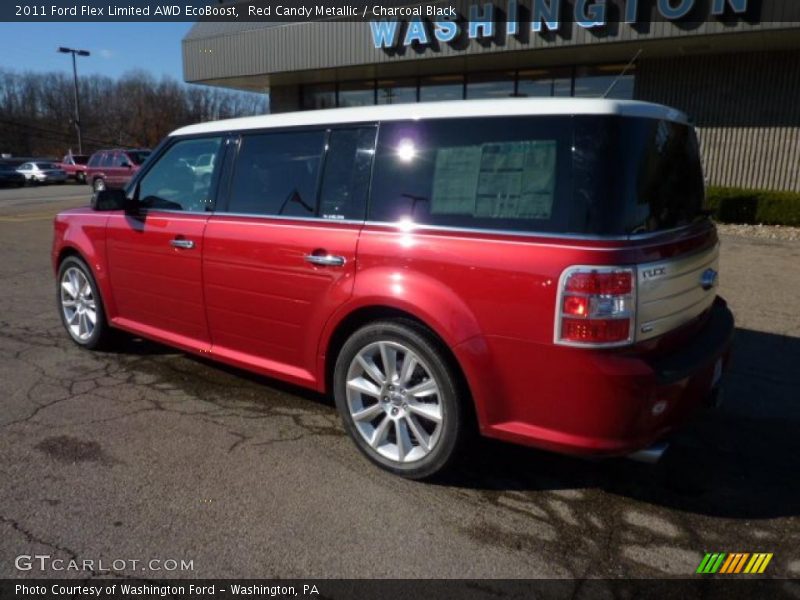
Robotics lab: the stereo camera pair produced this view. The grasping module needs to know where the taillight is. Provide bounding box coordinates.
[555,266,636,347]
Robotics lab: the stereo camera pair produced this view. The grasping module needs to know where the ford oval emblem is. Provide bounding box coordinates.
[700,268,718,291]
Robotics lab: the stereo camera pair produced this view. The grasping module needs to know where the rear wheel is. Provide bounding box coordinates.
[57,256,114,350]
[334,320,465,479]
[93,178,106,192]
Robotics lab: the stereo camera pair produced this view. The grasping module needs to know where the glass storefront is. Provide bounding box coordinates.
[466,71,516,99]
[419,75,465,102]
[517,68,573,97]
[300,64,635,109]
[338,80,375,107]
[574,65,635,100]
[377,78,418,104]
[301,83,336,110]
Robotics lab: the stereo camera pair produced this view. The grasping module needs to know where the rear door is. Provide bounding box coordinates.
[105,136,225,352]
[108,152,130,188]
[203,126,376,386]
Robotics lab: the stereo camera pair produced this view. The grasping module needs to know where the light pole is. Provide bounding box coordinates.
[58,47,90,154]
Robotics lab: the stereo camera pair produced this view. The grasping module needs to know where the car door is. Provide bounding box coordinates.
[203,126,376,387]
[105,136,224,353]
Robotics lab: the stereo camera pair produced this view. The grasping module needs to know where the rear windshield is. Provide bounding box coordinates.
[72,155,89,165]
[370,115,706,236]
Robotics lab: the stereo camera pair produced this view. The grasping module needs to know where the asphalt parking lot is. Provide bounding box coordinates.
[0,184,798,579]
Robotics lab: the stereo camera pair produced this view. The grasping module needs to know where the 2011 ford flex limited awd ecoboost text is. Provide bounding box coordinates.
[52,99,734,479]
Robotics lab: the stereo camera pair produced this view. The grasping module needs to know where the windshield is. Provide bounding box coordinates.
[72,155,89,165]
[127,151,151,165]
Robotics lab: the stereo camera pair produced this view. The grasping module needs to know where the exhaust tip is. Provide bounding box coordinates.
[627,442,669,464]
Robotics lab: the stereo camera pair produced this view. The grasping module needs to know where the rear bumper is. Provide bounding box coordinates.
[474,299,735,456]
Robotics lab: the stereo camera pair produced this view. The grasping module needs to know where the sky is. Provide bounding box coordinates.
[0,23,193,81]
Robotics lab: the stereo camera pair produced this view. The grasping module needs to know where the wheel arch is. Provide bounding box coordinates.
[322,304,479,434]
[54,241,116,321]
[56,245,84,267]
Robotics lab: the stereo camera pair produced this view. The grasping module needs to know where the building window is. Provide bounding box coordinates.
[302,83,336,110]
[338,80,375,107]
[573,65,635,99]
[517,69,573,98]
[419,75,464,102]
[377,78,418,104]
[295,63,635,111]
[466,72,515,100]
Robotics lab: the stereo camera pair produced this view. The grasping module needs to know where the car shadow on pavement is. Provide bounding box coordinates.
[108,326,799,520]
[441,327,800,521]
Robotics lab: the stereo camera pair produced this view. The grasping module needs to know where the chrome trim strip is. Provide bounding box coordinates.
[139,209,710,242]
[361,220,711,243]
[213,212,365,226]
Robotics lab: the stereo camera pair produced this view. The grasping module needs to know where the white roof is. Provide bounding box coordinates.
[171,98,688,137]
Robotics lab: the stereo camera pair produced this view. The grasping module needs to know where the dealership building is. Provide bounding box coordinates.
[183,0,800,191]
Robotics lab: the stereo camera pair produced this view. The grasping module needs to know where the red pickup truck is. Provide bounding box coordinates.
[57,154,89,183]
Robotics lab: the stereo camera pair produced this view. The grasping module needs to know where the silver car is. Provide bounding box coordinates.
[16,161,68,184]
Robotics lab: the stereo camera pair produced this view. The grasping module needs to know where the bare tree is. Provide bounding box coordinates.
[0,69,267,157]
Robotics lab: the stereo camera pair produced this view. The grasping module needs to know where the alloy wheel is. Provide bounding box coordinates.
[60,266,97,342]
[345,341,443,464]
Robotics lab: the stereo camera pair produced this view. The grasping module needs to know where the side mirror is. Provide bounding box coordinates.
[91,189,127,212]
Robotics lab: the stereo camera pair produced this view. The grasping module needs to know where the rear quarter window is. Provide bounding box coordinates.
[369,117,573,233]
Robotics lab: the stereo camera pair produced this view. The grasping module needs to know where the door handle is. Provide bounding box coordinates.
[170,238,195,250]
[304,253,346,267]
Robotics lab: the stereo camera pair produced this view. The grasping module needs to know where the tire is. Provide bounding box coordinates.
[57,256,114,350]
[76,173,85,184]
[333,320,466,479]
[93,178,106,192]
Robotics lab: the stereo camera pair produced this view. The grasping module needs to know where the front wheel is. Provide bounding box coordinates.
[333,320,466,479]
[57,256,114,350]
[93,178,106,192]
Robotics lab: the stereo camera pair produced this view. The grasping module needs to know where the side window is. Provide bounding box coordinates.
[370,118,571,233]
[228,131,325,217]
[100,153,113,168]
[111,153,127,167]
[137,137,222,212]
[318,127,376,221]
[88,154,101,167]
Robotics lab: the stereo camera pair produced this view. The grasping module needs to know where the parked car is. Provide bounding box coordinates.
[58,153,90,183]
[52,99,734,479]
[85,148,151,192]
[17,161,67,184]
[0,164,26,187]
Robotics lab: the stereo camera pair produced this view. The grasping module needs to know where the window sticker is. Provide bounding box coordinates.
[430,140,556,219]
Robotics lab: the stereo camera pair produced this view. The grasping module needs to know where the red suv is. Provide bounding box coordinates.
[52,99,734,479]
[85,148,150,192]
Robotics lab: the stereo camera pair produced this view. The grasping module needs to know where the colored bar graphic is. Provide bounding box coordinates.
[698,552,773,574]
[697,553,726,574]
